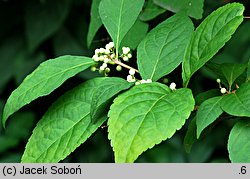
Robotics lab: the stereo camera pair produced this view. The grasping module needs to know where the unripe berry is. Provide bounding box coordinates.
[105,68,110,73]
[90,66,96,72]
[216,78,221,83]
[127,53,132,58]
[116,65,122,71]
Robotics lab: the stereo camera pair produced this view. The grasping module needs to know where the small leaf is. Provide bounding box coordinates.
[184,117,197,153]
[221,82,250,117]
[21,78,107,162]
[196,96,223,138]
[120,20,149,50]
[87,0,103,47]
[24,0,71,52]
[182,3,244,87]
[228,119,250,162]
[99,0,144,51]
[2,55,95,127]
[90,77,132,122]
[108,83,195,162]
[153,0,204,19]
[140,0,166,21]
[137,13,194,81]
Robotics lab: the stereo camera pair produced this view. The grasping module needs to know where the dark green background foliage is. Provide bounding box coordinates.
[0,0,249,163]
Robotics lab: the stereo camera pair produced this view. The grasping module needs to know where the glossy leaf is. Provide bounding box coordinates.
[21,78,107,162]
[184,117,197,153]
[140,0,166,21]
[195,89,220,105]
[99,0,144,51]
[228,119,250,162]
[221,82,250,117]
[108,83,195,162]
[196,96,223,138]
[182,3,244,87]
[24,0,71,52]
[90,77,132,122]
[137,13,194,81]
[120,20,149,50]
[153,0,204,19]
[221,63,247,88]
[2,56,95,127]
[87,0,102,47]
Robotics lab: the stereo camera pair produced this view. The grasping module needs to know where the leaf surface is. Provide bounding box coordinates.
[220,82,250,117]
[228,119,250,162]
[2,56,95,126]
[196,96,223,138]
[137,13,194,81]
[21,78,107,162]
[182,3,244,87]
[99,0,144,51]
[140,0,166,21]
[153,0,204,19]
[108,83,195,162]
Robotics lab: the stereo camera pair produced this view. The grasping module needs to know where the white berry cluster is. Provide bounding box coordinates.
[127,69,136,82]
[91,42,133,76]
[216,78,227,94]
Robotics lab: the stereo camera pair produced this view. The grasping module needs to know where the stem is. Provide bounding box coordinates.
[244,16,250,19]
[113,59,139,73]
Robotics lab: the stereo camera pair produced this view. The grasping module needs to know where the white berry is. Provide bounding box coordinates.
[170,82,176,90]
[122,47,130,54]
[220,88,227,94]
[146,79,152,83]
[104,58,109,63]
[100,66,105,71]
[216,78,221,83]
[123,56,129,61]
[128,53,132,58]
[129,69,135,75]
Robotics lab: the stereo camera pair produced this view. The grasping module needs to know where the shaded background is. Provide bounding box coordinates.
[0,0,249,162]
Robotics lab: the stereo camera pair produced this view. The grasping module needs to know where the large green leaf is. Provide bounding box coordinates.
[182,3,244,87]
[137,13,193,81]
[99,0,144,52]
[90,77,132,122]
[153,0,204,19]
[140,0,166,21]
[21,78,107,162]
[196,96,223,138]
[24,0,71,52]
[2,55,95,127]
[228,119,250,162]
[108,83,195,162]
[120,19,149,50]
[220,82,250,117]
[87,0,102,47]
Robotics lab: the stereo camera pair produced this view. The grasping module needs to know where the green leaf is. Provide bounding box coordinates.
[228,119,250,162]
[2,55,95,127]
[108,83,195,162]
[87,0,103,47]
[153,0,204,19]
[90,77,132,122]
[247,60,250,82]
[25,0,71,52]
[21,78,107,162]
[196,96,223,138]
[120,20,149,50]
[195,89,220,106]
[137,13,194,81]
[184,117,197,153]
[220,63,247,88]
[182,3,244,87]
[221,82,250,117]
[99,0,144,52]
[140,0,166,21]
